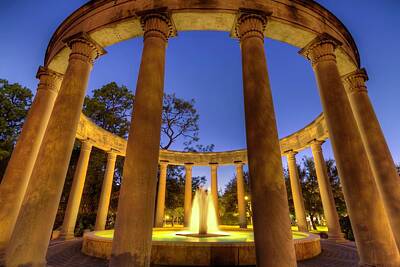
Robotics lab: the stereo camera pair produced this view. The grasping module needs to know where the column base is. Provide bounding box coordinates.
[0,248,5,267]
[59,231,75,240]
[327,232,347,243]
[239,224,247,229]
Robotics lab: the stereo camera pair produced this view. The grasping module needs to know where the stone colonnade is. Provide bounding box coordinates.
[300,33,400,265]
[0,7,399,267]
[4,32,106,266]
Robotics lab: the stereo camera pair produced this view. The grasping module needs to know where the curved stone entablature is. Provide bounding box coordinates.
[45,0,359,76]
[76,112,328,166]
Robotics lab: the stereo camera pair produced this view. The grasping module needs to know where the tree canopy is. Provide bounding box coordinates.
[0,79,32,178]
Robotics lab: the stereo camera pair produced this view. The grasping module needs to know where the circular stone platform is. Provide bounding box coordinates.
[82,228,321,266]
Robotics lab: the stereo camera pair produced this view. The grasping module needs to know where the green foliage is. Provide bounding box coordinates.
[283,156,347,231]
[83,82,133,138]
[300,157,323,229]
[219,171,251,225]
[339,216,354,241]
[0,79,32,179]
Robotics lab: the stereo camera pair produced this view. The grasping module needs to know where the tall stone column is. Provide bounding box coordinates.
[235,162,247,229]
[184,163,193,227]
[5,32,105,267]
[210,163,219,217]
[155,162,168,227]
[236,10,297,266]
[300,33,400,266]
[310,140,344,241]
[343,69,400,248]
[60,140,92,239]
[109,11,174,267]
[286,151,308,232]
[0,67,62,253]
[94,151,117,231]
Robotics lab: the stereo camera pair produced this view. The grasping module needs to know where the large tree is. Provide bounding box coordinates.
[55,82,211,231]
[161,93,200,150]
[0,79,32,179]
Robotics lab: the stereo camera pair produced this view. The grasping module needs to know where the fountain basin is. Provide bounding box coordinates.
[82,227,321,265]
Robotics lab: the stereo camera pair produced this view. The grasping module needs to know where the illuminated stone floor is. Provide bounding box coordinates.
[46,239,359,267]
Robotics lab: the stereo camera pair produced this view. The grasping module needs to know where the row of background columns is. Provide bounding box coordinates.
[235,162,247,229]
[310,141,344,241]
[155,162,168,227]
[60,140,93,239]
[183,163,193,227]
[95,151,118,231]
[210,163,219,219]
[286,151,308,232]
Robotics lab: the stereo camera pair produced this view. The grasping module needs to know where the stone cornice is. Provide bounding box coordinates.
[299,33,342,66]
[342,68,369,94]
[75,112,329,166]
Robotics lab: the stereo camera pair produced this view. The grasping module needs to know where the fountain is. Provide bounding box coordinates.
[177,188,228,237]
[81,187,321,265]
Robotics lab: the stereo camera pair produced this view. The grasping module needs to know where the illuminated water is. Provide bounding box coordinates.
[95,229,308,243]
[189,188,219,235]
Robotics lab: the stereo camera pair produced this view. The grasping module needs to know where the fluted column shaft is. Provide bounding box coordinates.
[310,141,344,240]
[286,151,308,232]
[94,151,117,231]
[237,11,297,266]
[300,34,400,266]
[109,12,174,267]
[0,67,62,252]
[5,32,105,267]
[343,69,400,248]
[210,163,219,218]
[155,162,168,227]
[235,162,247,229]
[60,141,92,239]
[184,163,193,227]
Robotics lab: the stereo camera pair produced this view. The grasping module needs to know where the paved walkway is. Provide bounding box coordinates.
[47,239,359,267]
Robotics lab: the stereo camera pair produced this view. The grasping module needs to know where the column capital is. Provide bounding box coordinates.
[107,150,117,161]
[309,140,324,152]
[342,68,369,94]
[63,32,106,65]
[299,33,342,66]
[36,66,63,94]
[234,161,244,167]
[184,163,194,169]
[80,140,93,151]
[139,9,176,42]
[285,150,298,160]
[209,162,218,168]
[159,160,169,167]
[234,9,270,42]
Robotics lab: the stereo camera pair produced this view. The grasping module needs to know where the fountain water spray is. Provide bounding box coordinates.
[178,187,226,237]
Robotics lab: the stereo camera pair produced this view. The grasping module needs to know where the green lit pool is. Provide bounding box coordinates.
[94,229,308,243]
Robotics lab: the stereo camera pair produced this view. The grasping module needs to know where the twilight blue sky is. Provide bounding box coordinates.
[1,1,399,191]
